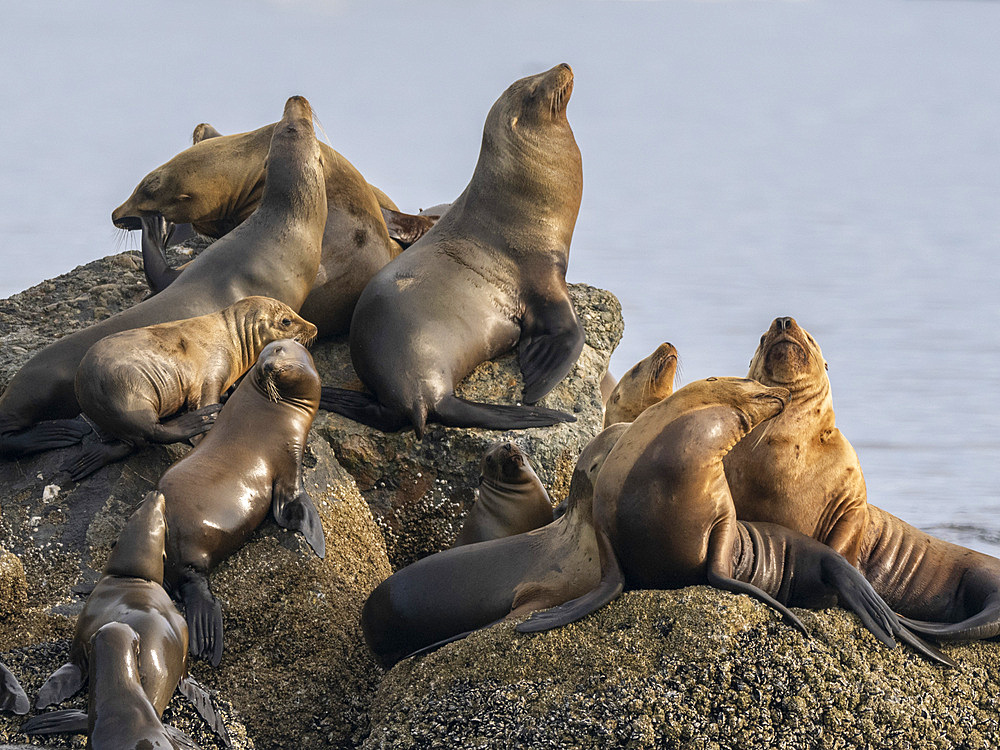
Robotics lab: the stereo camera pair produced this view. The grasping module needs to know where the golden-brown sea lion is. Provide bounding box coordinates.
[159,339,324,666]
[519,378,953,666]
[0,661,28,716]
[112,116,435,337]
[65,297,317,480]
[0,96,327,459]
[22,491,228,748]
[320,64,585,438]
[603,342,678,427]
[454,441,553,546]
[362,423,629,669]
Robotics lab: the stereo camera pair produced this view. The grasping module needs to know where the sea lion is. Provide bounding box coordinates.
[66,297,317,480]
[603,342,678,427]
[0,95,327,459]
[518,378,953,666]
[454,441,553,546]
[112,117,435,337]
[0,662,28,715]
[599,369,617,406]
[320,64,585,438]
[727,317,1000,641]
[22,491,228,748]
[159,339,324,666]
[362,423,629,669]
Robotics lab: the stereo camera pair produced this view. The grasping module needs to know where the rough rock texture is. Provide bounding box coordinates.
[364,588,1000,749]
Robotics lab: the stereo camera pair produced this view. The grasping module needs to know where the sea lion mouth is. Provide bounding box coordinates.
[293,329,318,348]
[113,215,142,231]
[762,336,810,380]
[550,66,574,114]
[651,351,677,381]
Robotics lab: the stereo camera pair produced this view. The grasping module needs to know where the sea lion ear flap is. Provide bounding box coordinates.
[192,123,224,144]
[272,490,326,559]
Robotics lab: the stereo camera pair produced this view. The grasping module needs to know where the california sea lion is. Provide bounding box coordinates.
[603,342,678,427]
[728,317,1000,641]
[0,662,28,716]
[159,339,324,666]
[321,64,585,438]
[112,116,432,337]
[0,96,326,459]
[362,423,629,669]
[520,378,952,666]
[22,492,228,748]
[66,297,317,480]
[454,441,553,546]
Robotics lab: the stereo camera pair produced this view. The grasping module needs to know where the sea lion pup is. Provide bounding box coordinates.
[724,317,869,565]
[159,339,324,667]
[362,424,629,670]
[603,342,678,427]
[320,64,585,438]
[22,492,229,748]
[0,95,327,459]
[518,378,953,666]
[112,116,434,337]
[0,661,28,715]
[65,297,318,480]
[454,441,554,546]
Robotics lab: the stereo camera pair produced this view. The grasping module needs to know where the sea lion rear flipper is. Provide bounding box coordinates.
[34,661,85,709]
[180,573,225,667]
[272,489,326,559]
[177,674,233,748]
[0,418,92,458]
[0,662,29,715]
[140,212,182,293]
[62,439,136,481]
[518,296,585,404]
[192,122,224,144]
[515,529,624,633]
[380,207,438,247]
[898,604,1000,643]
[318,387,411,432]
[435,395,576,431]
[20,708,88,735]
[165,724,203,750]
[402,618,507,664]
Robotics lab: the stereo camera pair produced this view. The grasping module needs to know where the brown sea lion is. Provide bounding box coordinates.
[362,423,629,669]
[320,64,585,438]
[112,117,435,337]
[454,441,553,546]
[22,491,228,748]
[603,342,678,427]
[519,378,953,666]
[599,369,617,406]
[66,297,317,480]
[0,95,327,459]
[728,317,1000,641]
[159,339,324,666]
[0,662,28,716]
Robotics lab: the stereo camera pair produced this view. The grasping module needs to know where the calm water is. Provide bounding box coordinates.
[2,0,999,552]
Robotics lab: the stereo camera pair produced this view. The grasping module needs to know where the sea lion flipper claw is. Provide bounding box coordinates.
[272,490,326,559]
[178,673,233,747]
[518,299,584,404]
[34,662,85,709]
[20,708,88,735]
[0,662,28,715]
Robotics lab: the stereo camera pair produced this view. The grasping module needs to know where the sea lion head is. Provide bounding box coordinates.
[494,63,575,130]
[233,296,318,349]
[748,317,828,388]
[480,441,534,486]
[258,95,327,223]
[605,342,678,424]
[104,491,167,584]
[699,377,789,435]
[253,339,321,405]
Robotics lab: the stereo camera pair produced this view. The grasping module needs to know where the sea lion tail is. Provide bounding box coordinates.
[434,395,576,432]
[0,661,29,715]
[20,708,88,735]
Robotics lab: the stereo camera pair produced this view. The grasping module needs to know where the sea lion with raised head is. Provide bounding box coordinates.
[603,342,678,427]
[320,64,585,438]
[0,95,327,459]
[454,441,553,546]
[159,339,324,666]
[66,297,317,480]
[112,116,435,337]
[22,491,228,748]
[362,423,629,669]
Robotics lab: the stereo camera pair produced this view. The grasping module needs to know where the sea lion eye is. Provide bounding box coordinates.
[281,318,292,327]
[177,194,191,201]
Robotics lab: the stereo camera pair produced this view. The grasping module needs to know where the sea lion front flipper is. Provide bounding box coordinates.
[515,529,624,633]
[518,295,585,404]
[0,662,28,715]
[140,212,182,293]
[380,208,438,248]
[898,602,1000,643]
[180,572,225,667]
[63,439,136,481]
[0,418,92,458]
[177,674,232,748]
[34,661,85,709]
[20,708,88,735]
[166,222,198,248]
[435,395,577,432]
[151,403,222,443]
[272,489,326,559]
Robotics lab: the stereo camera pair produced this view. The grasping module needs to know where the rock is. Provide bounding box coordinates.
[0,547,27,618]
[363,588,1000,749]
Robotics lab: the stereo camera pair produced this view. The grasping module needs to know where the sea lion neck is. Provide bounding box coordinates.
[104,492,166,584]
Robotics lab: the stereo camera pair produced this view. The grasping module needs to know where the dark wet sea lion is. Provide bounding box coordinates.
[321,64,585,438]
[22,492,227,748]
[728,317,1000,641]
[112,117,433,337]
[159,339,324,666]
[0,96,326,459]
[0,661,28,715]
[454,441,553,546]
[362,423,628,670]
[603,342,678,427]
[520,378,952,666]
[67,296,317,480]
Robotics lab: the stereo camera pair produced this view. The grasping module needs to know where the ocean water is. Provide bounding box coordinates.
[2,0,999,553]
